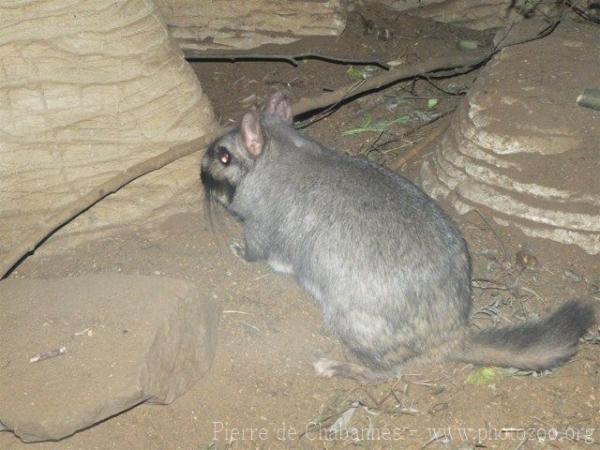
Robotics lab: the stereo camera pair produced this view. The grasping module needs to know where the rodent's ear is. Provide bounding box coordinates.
[265,91,293,124]
[241,111,264,157]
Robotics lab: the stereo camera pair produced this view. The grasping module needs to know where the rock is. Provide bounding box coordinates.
[381,0,560,30]
[420,20,600,254]
[0,0,216,268]
[156,0,346,52]
[0,274,219,443]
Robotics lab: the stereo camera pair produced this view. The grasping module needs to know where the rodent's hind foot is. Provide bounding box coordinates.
[313,358,396,384]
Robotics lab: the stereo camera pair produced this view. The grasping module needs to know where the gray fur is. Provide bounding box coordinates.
[200,92,595,383]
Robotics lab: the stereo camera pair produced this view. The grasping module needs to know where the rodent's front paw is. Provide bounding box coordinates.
[230,241,249,262]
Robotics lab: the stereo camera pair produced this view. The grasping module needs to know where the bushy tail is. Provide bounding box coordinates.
[455,300,596,371]
[313,300,595,384]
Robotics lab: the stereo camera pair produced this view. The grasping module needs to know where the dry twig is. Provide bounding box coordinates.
[388,115,451,170]
[185,51,391,70]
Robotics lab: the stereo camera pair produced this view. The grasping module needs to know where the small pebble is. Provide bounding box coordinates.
[564,268,583,283]
[516,249,538,270]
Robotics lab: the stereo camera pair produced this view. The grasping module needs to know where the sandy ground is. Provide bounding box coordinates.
[2,4,599,449]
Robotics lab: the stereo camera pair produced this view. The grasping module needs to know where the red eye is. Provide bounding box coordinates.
[217,147,231,165]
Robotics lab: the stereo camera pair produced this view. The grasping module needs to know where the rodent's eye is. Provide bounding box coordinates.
[217,146,231,166]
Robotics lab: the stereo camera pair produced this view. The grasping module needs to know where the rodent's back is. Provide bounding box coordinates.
[244,140,467,270]
[233,124,472,355]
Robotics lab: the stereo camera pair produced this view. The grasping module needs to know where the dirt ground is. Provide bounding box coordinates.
[2,4,600,449]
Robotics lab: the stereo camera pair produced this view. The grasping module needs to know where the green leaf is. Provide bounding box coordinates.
[459,40,480,51]
[427,98,439,109]
[465,367,498,385]
[346,66,368,81]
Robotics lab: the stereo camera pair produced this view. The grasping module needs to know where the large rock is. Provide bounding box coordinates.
[0,274,219,443]
[0,0,216,266]
[420,20,600,254]
[380,0,560,30]
[156,0,346,52]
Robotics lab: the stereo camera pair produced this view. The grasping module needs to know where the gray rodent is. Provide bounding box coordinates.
[200,91,595,383]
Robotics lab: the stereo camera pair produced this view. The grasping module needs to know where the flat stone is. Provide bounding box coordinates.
[383,0,560,30]
[157,0,346,51]
[0,274,219,443]
[420,20,600,254]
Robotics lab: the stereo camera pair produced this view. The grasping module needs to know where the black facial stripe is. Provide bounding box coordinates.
[200,168,236,205]
[205,142,219,158]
